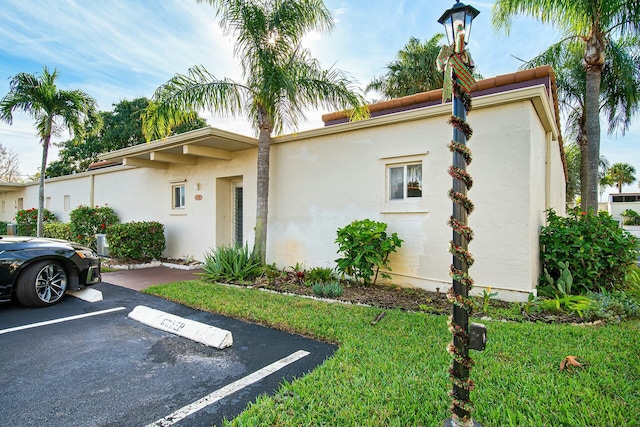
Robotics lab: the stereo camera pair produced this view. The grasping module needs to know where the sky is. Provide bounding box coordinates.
[0,0,638,196]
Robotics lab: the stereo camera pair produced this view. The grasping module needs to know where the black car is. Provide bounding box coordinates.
[0,236,101,307]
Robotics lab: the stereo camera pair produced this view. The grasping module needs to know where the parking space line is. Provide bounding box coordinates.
[0,307,127,335]
[145,349,311,427]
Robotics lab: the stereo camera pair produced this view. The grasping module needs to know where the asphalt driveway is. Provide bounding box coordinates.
[0,280,337,427]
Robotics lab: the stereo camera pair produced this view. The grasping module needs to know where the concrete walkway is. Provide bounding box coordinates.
[101,266,204,291]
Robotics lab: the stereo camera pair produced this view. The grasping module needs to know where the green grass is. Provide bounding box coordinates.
[145,280,640,427]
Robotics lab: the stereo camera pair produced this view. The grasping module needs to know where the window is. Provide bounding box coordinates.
[388,163,422,200]
[172,184,186,209]
[234,185,243,245]
[611,194,640,203]
[64,195,70,211]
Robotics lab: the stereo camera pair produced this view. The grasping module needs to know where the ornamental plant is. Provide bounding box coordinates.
[539,208,639,294]
[107,221,165,261]
[15,208,56,236]
[199,244,261,283]
[69,205,119,249]
[43,222,73,241]
[621,209,640,225]
[335,219,403,285]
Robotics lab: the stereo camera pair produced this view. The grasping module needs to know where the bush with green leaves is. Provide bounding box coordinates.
[15,208,56,236]
[621,209,640,225]
[0,221,8,234]
[69,205,119,250]
[107,221,165,260]
[199,244,261,283]
[583,290,640,322]
[306,267,336,284]
[312,280,344,298]
[539,208,638,293]
[43,222,73,241]
[335,219,403,285]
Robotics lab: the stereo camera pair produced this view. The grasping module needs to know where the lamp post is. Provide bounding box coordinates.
[436,2,485,427]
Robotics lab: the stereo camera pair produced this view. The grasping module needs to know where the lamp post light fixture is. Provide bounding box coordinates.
[438,1,480,50]
[436,2,485,427]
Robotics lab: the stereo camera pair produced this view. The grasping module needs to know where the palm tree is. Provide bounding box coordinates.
[0,66,100,236]
[493,1,640,211]
[519,37,640,206]
[365,34,446,100]
[365,33,483,101]
[142,0,365,263]
[604,162,636,193]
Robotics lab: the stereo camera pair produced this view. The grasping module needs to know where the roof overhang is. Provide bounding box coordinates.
[98,126,258,169]
[0,182,26,192]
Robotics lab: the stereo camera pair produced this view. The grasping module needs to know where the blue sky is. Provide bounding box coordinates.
[0,0,638,196]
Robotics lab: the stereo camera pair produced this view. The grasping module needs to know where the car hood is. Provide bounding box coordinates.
[0,236,91,252]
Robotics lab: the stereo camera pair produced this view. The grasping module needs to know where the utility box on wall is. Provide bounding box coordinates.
[96,234,109,257]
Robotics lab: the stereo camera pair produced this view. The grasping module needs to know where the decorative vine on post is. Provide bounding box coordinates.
[437,2,485,427]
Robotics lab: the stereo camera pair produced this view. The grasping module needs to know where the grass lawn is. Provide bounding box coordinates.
[146,280,640,427]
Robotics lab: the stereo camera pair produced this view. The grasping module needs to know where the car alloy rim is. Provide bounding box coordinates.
[35,264,67,303]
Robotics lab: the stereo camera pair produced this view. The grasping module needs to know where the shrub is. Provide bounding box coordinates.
[15,208,56,236]
[539,208,638,293]
[584,290,640,322]
[69,205,119,250]
[621,209,640,225]
[0,221,8,234]
[335,219,403,285]
[107,221,165,261]
[312,281,344,298]
[43,222,73,241]
[306,267,336,284]
[199,244,261,283]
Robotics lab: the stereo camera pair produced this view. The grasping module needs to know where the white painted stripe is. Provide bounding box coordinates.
[146,350,311,427]
[0,307,127,335]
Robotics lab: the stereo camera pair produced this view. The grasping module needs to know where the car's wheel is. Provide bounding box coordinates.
[16,261,68,307]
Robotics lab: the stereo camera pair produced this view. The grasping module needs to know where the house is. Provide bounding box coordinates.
[0,66,566,301]
[607,192,640,237]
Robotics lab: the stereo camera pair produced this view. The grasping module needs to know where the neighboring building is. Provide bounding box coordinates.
[608,192,640,222]
[0,66,566,301]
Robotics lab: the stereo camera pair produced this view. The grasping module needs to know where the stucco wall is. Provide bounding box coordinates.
[269,96,553,300]
[0,85,563,301]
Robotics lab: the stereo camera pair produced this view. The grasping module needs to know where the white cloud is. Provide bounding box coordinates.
[0,0,637,179]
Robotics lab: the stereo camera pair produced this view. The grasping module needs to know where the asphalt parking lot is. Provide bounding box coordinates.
[0,281,337,427]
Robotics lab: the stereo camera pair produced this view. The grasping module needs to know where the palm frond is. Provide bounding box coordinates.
[143,65,248,141]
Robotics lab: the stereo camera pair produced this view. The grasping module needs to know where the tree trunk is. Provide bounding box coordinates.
[583,30,604,212]
[578,132,589,212]
[37,132,51,237]
[253,108,272,264]
[585,68,602,211]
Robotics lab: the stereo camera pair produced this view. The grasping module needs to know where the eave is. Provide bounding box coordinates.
[98,126,258,168]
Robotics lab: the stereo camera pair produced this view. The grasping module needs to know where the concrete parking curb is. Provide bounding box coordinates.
[68,288,103,302]
[128,305,233,349]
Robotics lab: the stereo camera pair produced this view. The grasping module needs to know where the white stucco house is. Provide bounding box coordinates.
[0,66,566,301]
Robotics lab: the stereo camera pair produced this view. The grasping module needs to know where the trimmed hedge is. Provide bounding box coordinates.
[43,222,73,241]
[69,205,119,250]
[107,221,165,261]
[15,208,56,236]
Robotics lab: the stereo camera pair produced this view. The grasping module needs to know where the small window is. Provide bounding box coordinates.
[64,195,71,211]
[172,184,186,209]
[388,163,422,200]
